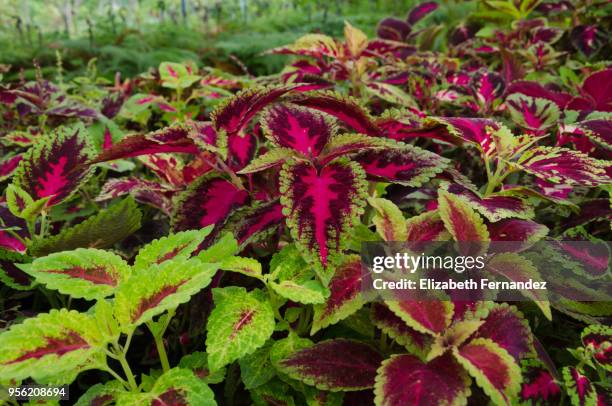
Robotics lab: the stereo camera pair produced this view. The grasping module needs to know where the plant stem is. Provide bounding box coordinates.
[115,348,138,391]
[154,333,171,372]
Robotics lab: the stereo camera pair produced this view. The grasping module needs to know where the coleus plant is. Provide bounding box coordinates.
[0,2,611,406]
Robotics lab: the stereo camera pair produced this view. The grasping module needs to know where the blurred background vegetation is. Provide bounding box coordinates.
[0,0,436,80]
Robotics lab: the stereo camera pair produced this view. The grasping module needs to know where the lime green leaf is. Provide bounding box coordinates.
[206,287,275,371]
[270,279,329,305]
[196,232,238,263]
[220,256,263,279]
[239,340,276,390]
[116,368,216,406]
[178,352,226,384]
[134,228,211,270]
[75,380,125,406]
[0,309,105,384]
[30,197,142,256]
[114,258,217,328]
[19,248,130,300]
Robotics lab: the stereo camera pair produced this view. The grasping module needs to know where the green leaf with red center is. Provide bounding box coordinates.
[371,303,432,358]
[385,299,454,336]
[290,92,382,136]
[471,303,533,362]
[97,177,174,215]
[441,183,534,222]
[518,359,561,405]
[277,339,383,391]
[206,287,275,371]
[91,122,200,164]
[114,258,217,328]
[280,159,367,283]
[212,85,298,137]
[311,255,365,334]
[453,338,521,406]
[513,146,610,186]
[373,353,471,406]
[172,175,249,246]
[581,325,611,371]
[486,253,551,320]
[30,197,142,257]
[369,197,407,241]
[13,125,94,207]
[506,94,560,135]
[134,228,212,271]
[562,367,598,406]
[262,103,335,158]
[116,368,215,406]
[159,62,201,89]
[75,380,124,406]
[0,309,105,383]
[19,248,130,300]
[354,144,448,186]
[438,189,490,256]
[220,256,264,280]
[229,200,285,247]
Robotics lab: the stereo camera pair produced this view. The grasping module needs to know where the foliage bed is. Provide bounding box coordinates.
[0,1,611,405]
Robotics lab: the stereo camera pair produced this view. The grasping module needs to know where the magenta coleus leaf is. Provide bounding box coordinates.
[377,18,411,41]
[406,1,438,25]
[0,154,23,181]
[581,325,611,370]
[424,117,501,156]
[232,200,285,247]
[374,353,470,406]
[97,177,175,215]
[278,339,383,391]
[515,146,610,186]
[386,300,453,336]
[453,338,521,406]
[562,367,598,406]
[520,360,561,404]
[505,81,572,109]
[488,219,548,251]
[262,103,334,158]
[574,119,612,151]
[442,183,534,221]
[471,303,533,361]
[13,125,94,206]
[0,249,33,290]
[212,85,297,136]
[290,92,382,136]
[371,303,432,358]
[354,144,447,186]
[311,255,364,334]
[227,132,257,171]
[280,159,366,278]
[0,206,27,253]
[172,175,249,234]
[570,25,606,58]
[91,123,199,163]
[567,69,612,113]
